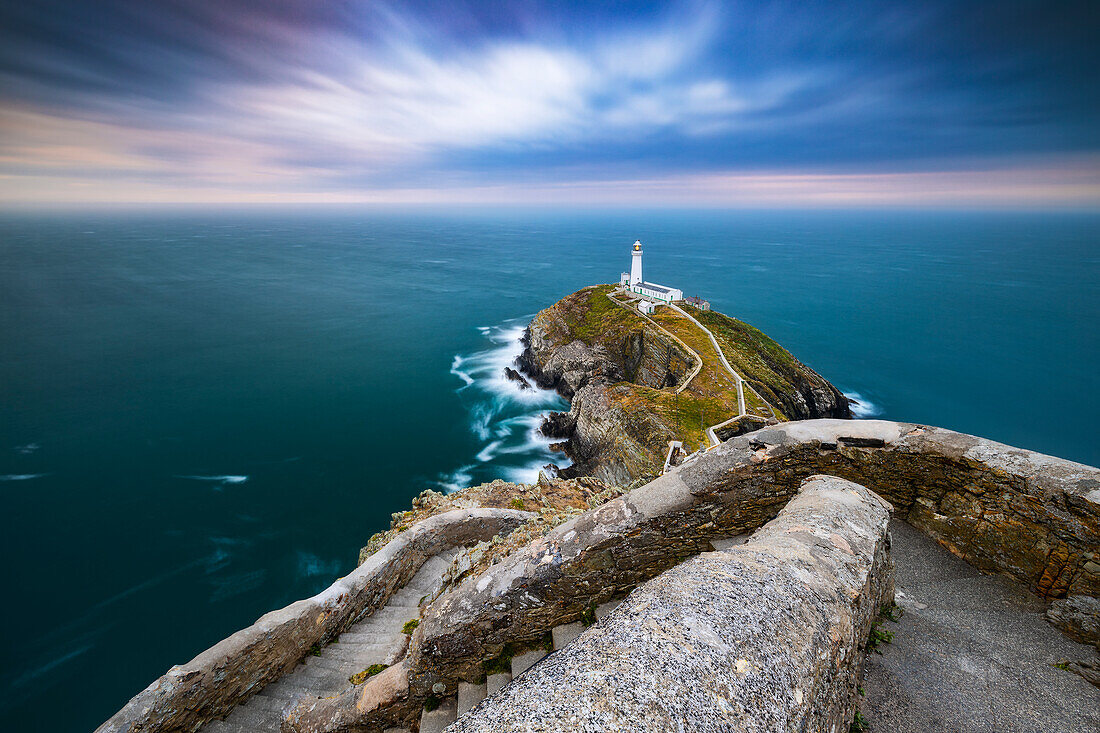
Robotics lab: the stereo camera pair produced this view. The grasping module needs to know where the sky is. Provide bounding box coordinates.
[1,0,1098,207]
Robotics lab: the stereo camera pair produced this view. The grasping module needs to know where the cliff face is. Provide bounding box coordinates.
[519,285,850,485]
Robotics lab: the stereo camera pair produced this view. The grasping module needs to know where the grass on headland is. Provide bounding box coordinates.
[685,306,805,420]
[544,285,641,347]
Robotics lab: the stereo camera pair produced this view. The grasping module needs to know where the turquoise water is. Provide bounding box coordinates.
[1,208,1097,731]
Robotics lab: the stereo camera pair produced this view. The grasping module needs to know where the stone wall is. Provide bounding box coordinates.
[96,509,532,733]
[699,420,1100,598]
[450,475,894,732]
[288,419,1098,732]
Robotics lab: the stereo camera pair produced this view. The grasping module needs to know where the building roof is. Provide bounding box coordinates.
[638,281,678,294]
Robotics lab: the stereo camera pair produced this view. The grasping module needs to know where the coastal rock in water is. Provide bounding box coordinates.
[539,411,575,438]
[502,367,532,390]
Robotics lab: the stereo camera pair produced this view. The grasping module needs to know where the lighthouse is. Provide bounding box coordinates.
[618,239,684,304]
[630,240,643,285]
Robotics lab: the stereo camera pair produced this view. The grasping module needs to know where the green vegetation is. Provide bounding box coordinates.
[481,652,513,676]
[879,603,903,623]
[579,602,598,627]
[308,643,322,657]
[480,631,555,676]
[866,622,895,653]
[1052,661,1072,672]
[424,695,441,712]
[547,285,641,347]
[850,710,870,732]
[348,663,388,685]
[401,619,420,634]
[510,497,526,510]
[687,306,815,420]
[867,603,902,654]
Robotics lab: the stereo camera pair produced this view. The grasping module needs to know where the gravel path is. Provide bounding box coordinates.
[861,520,1100,732]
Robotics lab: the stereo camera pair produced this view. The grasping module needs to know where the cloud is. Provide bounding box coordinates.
[0,0,1097,205]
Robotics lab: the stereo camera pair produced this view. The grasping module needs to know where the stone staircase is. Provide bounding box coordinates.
[411,535,749,732]
[201,551,459,733]
[414,599,623,733]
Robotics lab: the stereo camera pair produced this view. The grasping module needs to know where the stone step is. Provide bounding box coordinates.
[551,622,584,650]
[202,720,243,733]
[511,649,547,678]
[193,549,461,733]
[319,642,395,664]
[366,607,421,624]
[486,672,511,696]
[223,702,282,730]
[390,586,431,603]
[246,693,296,715]
[338,629,404,644]
[419,697,458,733]
[303,655,356,674]
[457,680,487,715]
[330,629,400,647]
[289,666,350,694]
[256,678,309,701]
[596,598,622,620]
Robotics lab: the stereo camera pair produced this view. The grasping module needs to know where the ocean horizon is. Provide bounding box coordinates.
[1,207,1097,731]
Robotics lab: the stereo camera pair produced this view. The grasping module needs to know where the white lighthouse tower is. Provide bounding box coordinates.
[618,238,684,305]
[630,240,643,285]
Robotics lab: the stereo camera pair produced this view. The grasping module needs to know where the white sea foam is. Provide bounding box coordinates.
[449,355,475,389]
[0,473,47,481]
[476,440,503,462]
[176,474,250,487]
[435,464,475,492]
[844,391,884,418]
[435,318,571,493]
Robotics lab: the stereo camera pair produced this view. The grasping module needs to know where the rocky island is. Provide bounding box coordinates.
[98,286,1100,733]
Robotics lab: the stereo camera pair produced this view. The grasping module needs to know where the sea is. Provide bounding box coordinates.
[1,208,1097,731]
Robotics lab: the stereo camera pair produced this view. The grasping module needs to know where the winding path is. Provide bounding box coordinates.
[609,287,778,451]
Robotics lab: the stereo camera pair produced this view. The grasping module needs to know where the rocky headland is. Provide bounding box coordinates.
[517,285,850,484]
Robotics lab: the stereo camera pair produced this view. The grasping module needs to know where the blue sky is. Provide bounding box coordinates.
[1,0,1098,206]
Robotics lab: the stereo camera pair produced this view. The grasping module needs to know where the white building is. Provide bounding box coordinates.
[619,240,683,303]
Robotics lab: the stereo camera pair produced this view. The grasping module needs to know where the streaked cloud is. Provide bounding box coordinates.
[0,0,1097,206]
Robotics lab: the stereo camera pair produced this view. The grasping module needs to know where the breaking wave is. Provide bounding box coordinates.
[436,317,570,492]
[844,391,884,418]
